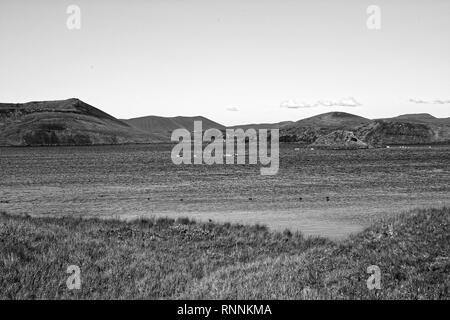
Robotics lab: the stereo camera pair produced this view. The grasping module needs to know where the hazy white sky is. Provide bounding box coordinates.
[1,0,449,125]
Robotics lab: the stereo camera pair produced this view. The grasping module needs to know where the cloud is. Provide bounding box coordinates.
[280,97,362,109]
[226,106,240,112]
[409,99,450,104]
[332,97,362,107]
[280,99,315,109]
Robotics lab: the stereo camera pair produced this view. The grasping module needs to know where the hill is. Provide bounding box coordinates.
[356,113,450,147]
[123,115,225,140]
[1,207,448,299]
[228,121,293,131]
[355,121,436,147]
[280,112,371,144]
[292,111,371,128]
[276,111,450,146]
[388,113,437,122]
[0,99,161,146]
[2,100,448,147]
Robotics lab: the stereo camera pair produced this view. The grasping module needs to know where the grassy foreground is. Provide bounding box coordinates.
[0,208,449,299]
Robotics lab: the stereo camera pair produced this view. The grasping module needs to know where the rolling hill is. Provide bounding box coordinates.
[0,99,162,146]
[122,115,225,140]
[228,121,294,131]
[272,111,450,147]
[355,121,435,147]
[386,113,437,122]
[123,110,449,147]
[1,99,449,147]
[291,111,371,128]
[279,112,372,144]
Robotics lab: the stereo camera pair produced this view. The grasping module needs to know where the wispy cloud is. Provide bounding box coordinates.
[280,97,362,109]
[409,99,450,104]
[226,105,240,112]
[280,99,314,109]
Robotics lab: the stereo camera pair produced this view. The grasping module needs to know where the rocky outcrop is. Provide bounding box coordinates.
[355,121,436,147]
[310,130,369,149]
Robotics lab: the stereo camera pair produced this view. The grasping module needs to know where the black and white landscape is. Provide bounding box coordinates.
[0,0,449,301]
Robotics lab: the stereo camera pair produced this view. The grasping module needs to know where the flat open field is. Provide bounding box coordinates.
[1,144,449,239]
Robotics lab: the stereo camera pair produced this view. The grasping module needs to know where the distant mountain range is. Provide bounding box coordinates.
[122,115,224,140]
[0,99,449,147]
[228,121,294,131]
[277,112,450,147]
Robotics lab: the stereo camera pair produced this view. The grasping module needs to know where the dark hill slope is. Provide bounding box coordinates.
[0,99,161,146]
[356,114,450,147]
[355,121,436,147]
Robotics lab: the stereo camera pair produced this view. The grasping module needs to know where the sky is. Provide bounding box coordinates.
[0,0,449,126]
